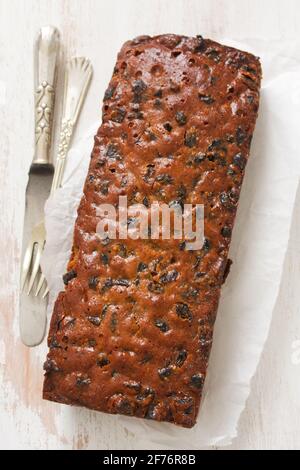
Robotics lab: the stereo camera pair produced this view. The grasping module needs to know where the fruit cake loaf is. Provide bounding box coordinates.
[43,34,261,428]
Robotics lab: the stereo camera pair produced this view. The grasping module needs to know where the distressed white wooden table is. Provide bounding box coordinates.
[1,0,300,450]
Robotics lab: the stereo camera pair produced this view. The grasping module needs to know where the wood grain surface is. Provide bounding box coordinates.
[0,0,299,450]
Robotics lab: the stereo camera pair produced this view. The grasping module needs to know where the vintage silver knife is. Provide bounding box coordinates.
[19,26,60,347]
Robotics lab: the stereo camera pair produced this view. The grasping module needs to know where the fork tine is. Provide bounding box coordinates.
[20,241,34,291]
[35,272,46,296]
[42,284,49,299]
[27,243,43,295]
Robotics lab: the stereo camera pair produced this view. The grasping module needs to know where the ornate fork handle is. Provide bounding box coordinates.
[50,57,92,194]
[51,119,74,193]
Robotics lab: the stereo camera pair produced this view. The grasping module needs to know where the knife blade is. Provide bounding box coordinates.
[19,26,60,347]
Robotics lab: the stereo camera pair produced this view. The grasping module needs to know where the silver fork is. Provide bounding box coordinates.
[21,57,93,299]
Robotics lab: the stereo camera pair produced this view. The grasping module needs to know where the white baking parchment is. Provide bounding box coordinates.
[41,39,300,449]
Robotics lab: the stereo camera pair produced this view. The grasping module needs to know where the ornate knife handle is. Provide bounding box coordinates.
[51,57,93,193]
[32,26,60,169]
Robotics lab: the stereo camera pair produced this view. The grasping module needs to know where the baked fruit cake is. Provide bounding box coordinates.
[43,34,261,427]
